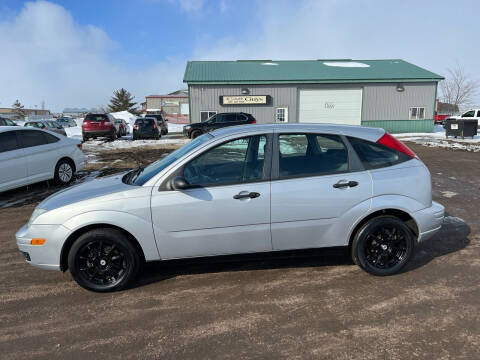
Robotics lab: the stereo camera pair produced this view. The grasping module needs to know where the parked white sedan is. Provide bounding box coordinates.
[0,126,85,192]
[17,124,444,292]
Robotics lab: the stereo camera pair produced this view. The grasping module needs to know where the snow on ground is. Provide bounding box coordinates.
[168,122,184,133]
[82,136,190,151]
[395,125,480,152]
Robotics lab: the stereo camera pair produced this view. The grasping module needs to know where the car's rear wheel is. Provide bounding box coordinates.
[68,228,141,292]
[352,216,414,276]
[54,159,75,185]
[191,130,202,139]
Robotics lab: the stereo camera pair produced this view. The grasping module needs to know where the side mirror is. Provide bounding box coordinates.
[171,176,189,190]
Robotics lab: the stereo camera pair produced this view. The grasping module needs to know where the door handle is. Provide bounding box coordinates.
[333,180,359,189]
[233,191,261,199]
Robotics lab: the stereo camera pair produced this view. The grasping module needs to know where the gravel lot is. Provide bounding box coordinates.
[0,142,479,359]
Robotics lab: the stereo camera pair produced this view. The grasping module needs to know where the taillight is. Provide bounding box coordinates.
[133,124,137,130]
[377,133,417,158]
[251,119,256,124]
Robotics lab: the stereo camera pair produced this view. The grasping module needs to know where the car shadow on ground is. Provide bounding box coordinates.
[134,247,353,289]
[402,212,471,273]
[133,213,471,289]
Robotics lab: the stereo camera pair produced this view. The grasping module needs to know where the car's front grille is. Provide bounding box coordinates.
[21,251,31,261]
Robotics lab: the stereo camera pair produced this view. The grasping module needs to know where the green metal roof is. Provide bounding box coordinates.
[183,59,444,84]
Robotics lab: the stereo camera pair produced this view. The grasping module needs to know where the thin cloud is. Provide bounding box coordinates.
[0,1,185,111]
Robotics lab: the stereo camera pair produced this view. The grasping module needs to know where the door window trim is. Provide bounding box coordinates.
[271,132,362,181]
[160,133,273,191]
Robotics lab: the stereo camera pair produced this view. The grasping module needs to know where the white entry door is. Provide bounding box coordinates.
[298,89,362,125]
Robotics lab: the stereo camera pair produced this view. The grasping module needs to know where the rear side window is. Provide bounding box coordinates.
[5,119,16,126]
[278,133,348,178]
[18,130,49,148]
[347,136,410,170]
[0,131,19,153]
[44,132,60,143]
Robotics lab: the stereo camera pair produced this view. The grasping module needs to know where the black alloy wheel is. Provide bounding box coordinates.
[68,229,141,292]
[352,216,414,276]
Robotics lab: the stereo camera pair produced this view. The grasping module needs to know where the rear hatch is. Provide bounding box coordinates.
[83,114,111,131]
[134,118,156,132]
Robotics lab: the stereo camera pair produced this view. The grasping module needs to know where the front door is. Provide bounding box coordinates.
[151,134,272,259]
[270,132,372,250]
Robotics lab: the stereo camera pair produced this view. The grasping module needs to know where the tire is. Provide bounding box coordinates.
[54,159,75,185]
[68,228,141,292]
[82,136,88,142]
[155,133,160,140]
[191,130,202,139]
[110,132,117,141]
[132,134,137,141]
[352,216,415,276]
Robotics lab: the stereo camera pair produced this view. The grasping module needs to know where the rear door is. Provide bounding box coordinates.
[150,133,272,259]
[18,130,60,182]
[0,131,28,191]
[270,132,372,250]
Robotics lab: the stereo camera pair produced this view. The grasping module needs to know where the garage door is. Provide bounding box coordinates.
[298,89,362,125]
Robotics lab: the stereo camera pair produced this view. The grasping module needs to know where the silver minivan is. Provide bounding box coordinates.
[16,124,444,292]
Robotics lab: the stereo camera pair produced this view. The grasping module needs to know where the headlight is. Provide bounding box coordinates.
[184,125,191,130]
[28,208,47,226]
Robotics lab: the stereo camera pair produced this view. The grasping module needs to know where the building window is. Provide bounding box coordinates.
[275,107,288,122]
[200,111,217,122]
[409,107,425,120]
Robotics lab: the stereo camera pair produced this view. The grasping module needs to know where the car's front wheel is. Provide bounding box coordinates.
[68,228,141,292]
[191,130,202,139]
[54,159,75,185]
[352,216,415,276]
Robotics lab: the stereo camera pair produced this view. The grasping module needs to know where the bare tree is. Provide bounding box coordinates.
[440,64,478,110]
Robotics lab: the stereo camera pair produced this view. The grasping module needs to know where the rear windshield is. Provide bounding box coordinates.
[135,118,154,125]
[85,114,107,122]
[347,136,411,170]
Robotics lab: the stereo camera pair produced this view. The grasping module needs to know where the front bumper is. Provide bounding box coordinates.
[16,224,71,271]
[414,201,445,242]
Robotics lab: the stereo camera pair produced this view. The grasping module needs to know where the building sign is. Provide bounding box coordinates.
[162,100,179,106]
[220,95,270,105]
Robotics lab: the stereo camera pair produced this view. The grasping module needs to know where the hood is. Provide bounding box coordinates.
[38,173,132,211]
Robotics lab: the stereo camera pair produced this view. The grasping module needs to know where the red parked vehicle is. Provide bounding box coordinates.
[82,113,120,141]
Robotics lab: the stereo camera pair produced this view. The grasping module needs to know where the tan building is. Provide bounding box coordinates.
[145,90,189,124]
[0,107,51,119]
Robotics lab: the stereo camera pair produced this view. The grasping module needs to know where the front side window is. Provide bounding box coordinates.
[5,119,15,126]
[278,133,348,178]
[0,131,19,153]
[184,135,267,187]
[462,110,475,117]
[409,107,425,120]
[347,136,410,170]
[19,130,49,148]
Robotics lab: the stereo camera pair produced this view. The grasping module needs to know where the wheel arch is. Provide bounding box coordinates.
[60,223,146,272]
[348,208,419,253]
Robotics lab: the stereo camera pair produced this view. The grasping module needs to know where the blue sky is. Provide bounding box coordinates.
[0,0,479,111]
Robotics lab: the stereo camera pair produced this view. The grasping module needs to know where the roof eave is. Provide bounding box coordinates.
[184,78,444,85]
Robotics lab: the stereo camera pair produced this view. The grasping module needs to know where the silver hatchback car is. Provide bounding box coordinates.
[16,124,444,292]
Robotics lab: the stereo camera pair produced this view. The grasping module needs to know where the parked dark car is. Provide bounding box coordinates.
[145,114,168,135]
[133,117,160,140]
[82,113,120,141]
[183,112,256,139]
[24,120,67,136]
[0,117,17,126]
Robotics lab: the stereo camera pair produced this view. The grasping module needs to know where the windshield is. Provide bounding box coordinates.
[130,133,214,185]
